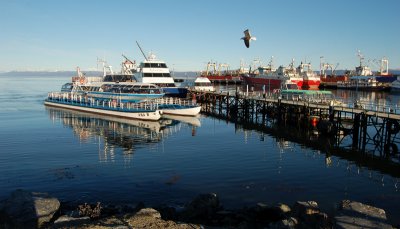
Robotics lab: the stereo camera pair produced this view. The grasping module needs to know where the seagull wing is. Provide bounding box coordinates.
[244,39,250,48]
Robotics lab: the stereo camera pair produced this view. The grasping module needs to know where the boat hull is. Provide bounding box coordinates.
[158,104,201,116]
[302,79,321,90]
[44,100,161,121]
[242,75,303,89]
[205,75,242,84]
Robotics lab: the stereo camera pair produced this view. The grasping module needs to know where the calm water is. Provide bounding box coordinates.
[1,75,400,224]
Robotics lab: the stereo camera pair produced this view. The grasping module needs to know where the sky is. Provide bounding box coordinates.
[0,0,399,73]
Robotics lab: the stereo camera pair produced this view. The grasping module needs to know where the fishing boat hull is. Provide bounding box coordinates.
[336,76,391,91]
[44,100,161,121]
[205,75,242,84]
[302,78,321,90]
[242,75,302,89]
[242,76,282,88]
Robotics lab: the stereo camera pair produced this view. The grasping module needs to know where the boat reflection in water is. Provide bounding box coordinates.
[46,107,201,162]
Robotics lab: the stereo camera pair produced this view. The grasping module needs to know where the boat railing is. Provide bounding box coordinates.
[47,92,160,111]
[152,97,197,107]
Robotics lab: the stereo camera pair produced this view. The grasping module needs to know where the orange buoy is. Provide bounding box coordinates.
[311,117,318,127]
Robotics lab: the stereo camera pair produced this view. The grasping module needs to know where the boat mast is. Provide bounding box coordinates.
[136,41,148,61]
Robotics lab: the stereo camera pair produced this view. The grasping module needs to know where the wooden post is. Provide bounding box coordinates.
[352,113,360,150]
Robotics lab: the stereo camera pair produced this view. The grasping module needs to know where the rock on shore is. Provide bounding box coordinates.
[0,189,60,228]
[0,190,397,229]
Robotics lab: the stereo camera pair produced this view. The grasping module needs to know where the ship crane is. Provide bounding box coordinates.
[97,58,113,77]
[320,62,339,77]
[370,57,389,75]
[217,63,230,76]
[332,63,339,75]
[205,62,217,76]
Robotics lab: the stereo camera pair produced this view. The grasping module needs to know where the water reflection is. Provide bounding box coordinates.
[236,119,400,179]
[46,106,201,162]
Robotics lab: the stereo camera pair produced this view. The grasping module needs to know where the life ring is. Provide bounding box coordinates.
[80,78,85,84]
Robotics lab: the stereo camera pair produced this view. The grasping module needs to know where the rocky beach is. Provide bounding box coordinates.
[0,190,397,229]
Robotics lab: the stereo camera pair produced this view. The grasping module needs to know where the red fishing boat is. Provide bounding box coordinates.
[242,59,303,89]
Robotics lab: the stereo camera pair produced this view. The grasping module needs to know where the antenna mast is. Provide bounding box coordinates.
[136,41,148,61]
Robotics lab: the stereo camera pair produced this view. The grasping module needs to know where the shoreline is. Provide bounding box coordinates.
[1,190,398,229]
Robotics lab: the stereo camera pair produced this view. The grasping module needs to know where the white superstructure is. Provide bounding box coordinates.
[194,76,215,92]
[134,53,176,87]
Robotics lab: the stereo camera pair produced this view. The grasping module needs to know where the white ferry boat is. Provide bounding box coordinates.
[45,91,162,121]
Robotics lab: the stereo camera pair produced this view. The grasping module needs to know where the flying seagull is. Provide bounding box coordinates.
[241,29,256,48]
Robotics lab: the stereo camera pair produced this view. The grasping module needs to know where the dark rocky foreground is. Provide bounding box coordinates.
[0,189,397,229]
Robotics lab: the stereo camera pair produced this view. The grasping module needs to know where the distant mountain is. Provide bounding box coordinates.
[0,71,102,77]
[0,70,200,78]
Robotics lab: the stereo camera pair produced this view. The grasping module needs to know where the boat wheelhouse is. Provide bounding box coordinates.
[193,76,215,92]
[133,53,188,98]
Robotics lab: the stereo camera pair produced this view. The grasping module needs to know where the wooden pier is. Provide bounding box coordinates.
[191,90,400,161]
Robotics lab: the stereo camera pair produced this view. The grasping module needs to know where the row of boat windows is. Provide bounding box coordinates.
[64,84,163,94]
[154,83,176,87]
[143,63,168,68]
[143,73,171,77]
[100,84,162,94]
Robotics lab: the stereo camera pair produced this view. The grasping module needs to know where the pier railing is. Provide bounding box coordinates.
[209,90,400,116]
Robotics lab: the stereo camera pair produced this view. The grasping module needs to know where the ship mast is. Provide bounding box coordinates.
[136,41,148,61]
